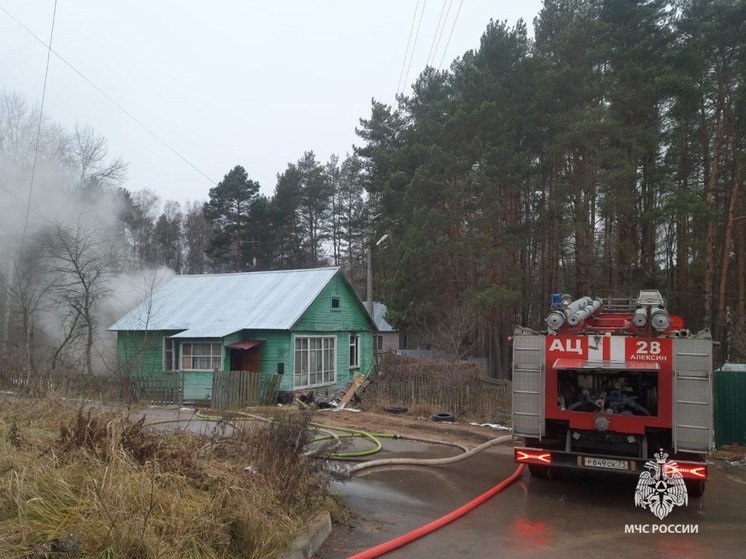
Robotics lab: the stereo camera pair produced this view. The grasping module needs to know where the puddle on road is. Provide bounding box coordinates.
[322,448,746,559]
[331,477,427,508]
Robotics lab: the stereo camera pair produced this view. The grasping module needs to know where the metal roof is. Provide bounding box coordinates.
[371,302,396,332]
[717,363,746,372]
[109,267,341,336]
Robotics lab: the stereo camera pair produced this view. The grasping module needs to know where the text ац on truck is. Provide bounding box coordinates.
[512,290,712,497]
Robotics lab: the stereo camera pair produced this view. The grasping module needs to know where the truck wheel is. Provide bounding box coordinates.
[528,464,549,478]
[685,479,705,498]
[528,464,563,479]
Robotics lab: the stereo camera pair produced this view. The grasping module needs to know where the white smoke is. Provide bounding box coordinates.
[0,90,177,374]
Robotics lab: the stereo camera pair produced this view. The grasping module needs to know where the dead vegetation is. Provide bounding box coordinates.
[710,444,746,462]
[361,354,511,424]
[0,397,345,559]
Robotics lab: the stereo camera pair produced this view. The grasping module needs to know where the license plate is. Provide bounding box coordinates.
[583,457,630,471]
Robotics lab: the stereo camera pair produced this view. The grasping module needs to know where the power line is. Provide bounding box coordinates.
[401,0,428,96]
[431,0,455,68]
[396,0,421,95]
[20,0,58,253]
[0,181,56,227]
[438,0,465,70]
[0,3,217,186]
[426,0,449,68]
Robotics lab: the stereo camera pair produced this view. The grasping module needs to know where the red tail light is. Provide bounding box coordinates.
[515,449,552,465]
[664,463,707,480]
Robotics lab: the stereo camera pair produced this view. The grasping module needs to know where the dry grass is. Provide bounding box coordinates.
[0,397,344,559]
[0,362,122,403]
[362,354,512,424]
[711,444,746,461]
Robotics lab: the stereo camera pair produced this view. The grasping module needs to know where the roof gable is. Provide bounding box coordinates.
[291,273,376,332]
[109,267,342,336]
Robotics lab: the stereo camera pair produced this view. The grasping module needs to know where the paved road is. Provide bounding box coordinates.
[317,441,746,559]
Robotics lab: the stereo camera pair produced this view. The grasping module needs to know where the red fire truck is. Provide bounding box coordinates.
[512,291,712,496]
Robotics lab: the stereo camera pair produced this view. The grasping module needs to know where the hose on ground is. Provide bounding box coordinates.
[311,432,470,459]
[196,409,385,458]
[200,409,471,459]
[349,434,513,474]
[346,463,526,559]
[194,409,478,461]
[191,408,521,559]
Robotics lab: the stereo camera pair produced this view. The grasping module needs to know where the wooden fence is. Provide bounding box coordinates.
[260,374,282,406]
[0,370,118,400]
[211,371,281,410]
[363,375,511,421]
[0,367,287,410]
[125,375,183,406]
[0,370,183,405]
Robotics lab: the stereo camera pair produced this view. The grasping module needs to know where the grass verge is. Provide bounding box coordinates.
[0,397,345,559]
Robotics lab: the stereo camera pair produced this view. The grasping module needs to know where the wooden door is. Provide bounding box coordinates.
[231,348,262,372]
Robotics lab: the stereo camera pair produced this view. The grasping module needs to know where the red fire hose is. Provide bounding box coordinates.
[346,463,526,559]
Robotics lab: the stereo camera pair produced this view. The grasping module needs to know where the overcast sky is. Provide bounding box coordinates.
[2,0,543,205]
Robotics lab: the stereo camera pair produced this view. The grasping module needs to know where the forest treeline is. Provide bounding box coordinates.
[1,0,745,376]
[360,0,746,372]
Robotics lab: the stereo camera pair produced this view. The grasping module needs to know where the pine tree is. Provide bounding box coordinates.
[203,165,260,272]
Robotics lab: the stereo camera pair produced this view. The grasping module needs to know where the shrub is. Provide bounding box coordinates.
[362,354,511,422]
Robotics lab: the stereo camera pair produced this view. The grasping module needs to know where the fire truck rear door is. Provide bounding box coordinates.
[673,338,713,453]
[512,334,545,439]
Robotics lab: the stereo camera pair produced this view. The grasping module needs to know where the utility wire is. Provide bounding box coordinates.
[20,0,58,252]
[396,0,420,95]
[401,0,428,97]
[426,0,449,68]
[0,3,217,186]
[431,0,454,68]
[438,0,465,70]
[0,182,56,227]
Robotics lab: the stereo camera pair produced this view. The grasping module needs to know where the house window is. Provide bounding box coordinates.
[294,336,336,388]
[163,338,177,371]
[349,334,360,368]
[331,296,341,310]
[376,335,384,352]
[181,342,222,371]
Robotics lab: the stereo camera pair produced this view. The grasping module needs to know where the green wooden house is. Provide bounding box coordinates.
[109,267,376,401]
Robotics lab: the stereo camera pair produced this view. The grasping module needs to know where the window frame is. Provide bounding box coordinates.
[331,296,341,311]
[293,335,337,389]
[349,333,360,368]
[179,341,224,371]
[163,337,177,372]
[376,335,384,352]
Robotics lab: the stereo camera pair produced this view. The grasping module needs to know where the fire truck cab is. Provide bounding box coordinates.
[512,290,712,496]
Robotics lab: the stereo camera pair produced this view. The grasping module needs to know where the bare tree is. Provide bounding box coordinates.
[183,201,211,274]
[120,188,161,269]
[0,90,37,172]
[153,200,183,271]
[7,246,52,376]
[46,220,112,375]
[421,304,480,361]
[69,124,128,190]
